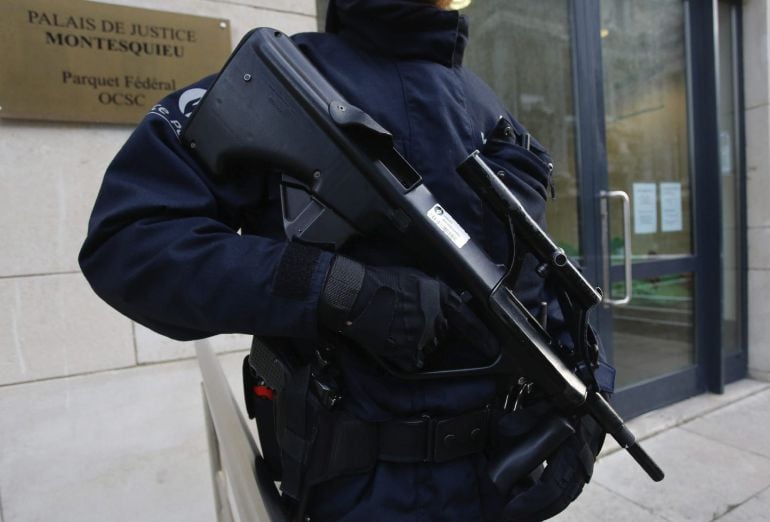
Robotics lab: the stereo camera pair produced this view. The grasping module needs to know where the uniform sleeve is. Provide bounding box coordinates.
[79,80,332,341]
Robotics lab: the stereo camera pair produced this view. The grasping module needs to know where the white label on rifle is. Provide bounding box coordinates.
[427,204,470,249]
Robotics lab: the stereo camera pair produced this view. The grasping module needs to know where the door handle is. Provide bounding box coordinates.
[599,190,632,306]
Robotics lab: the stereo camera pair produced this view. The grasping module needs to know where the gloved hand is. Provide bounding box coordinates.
[501,411,606,522]
[318,255,498,372]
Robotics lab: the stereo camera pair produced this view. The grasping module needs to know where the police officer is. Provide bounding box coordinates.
[80,0,615,520]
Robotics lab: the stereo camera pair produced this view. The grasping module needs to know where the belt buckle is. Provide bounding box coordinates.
[432,407,491,463]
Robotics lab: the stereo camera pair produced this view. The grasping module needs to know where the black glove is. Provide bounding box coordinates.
[318,256,498,372]
[501,411,606,522]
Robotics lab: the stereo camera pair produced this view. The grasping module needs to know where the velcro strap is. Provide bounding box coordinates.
[272,242,322,298]
[248,337,292,393]
[318,255,366,329]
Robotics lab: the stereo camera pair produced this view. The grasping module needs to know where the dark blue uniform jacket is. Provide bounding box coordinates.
[80,1,614,519]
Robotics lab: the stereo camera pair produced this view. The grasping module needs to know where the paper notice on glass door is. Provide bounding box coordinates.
[660,182,683,232]
[633,183,657,235]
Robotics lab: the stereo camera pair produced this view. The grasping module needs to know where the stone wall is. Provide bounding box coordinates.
[0,2,315,521]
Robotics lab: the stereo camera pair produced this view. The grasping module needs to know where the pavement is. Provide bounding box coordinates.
[553,379,770,522]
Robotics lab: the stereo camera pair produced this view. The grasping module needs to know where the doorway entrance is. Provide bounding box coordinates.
[590,0,697,413]
[463,0,746,416]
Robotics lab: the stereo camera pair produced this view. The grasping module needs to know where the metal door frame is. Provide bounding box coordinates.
[719,0,750,385]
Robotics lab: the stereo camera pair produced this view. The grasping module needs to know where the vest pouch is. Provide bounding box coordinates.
[274,364,318,501]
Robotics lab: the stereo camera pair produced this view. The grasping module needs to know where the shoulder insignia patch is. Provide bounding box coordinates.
[178,87,207,117]
[147,85,208,139]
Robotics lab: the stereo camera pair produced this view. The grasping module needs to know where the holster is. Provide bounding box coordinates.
[242,337,320,500]
[242,355,283,480]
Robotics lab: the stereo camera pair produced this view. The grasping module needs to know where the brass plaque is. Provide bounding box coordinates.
[0,0,232,124]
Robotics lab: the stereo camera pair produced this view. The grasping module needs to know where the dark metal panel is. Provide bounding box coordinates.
[733,0,750,372]
[613,366,702,419]
[725,352,748,383]
[570,0,614,363]
[687,0,724,393]
[685,0,724,393]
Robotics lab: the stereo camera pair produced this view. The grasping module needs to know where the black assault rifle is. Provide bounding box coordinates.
[182,28,664,483]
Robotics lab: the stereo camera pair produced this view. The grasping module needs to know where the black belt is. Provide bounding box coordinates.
[303,406,494,488]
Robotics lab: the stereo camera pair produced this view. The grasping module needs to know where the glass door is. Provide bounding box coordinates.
[463,0,581,260]
[597,0,697,395]
[463,0,704,414]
